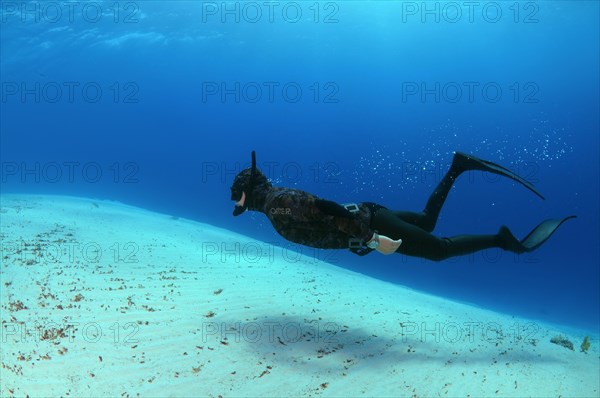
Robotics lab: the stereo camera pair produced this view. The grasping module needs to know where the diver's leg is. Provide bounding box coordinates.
[372,209,503,261]
[392,152,544,233]
[372,210,575,260]
[387,210,431,229]
[390,160,461,232]
[418,163,461,232]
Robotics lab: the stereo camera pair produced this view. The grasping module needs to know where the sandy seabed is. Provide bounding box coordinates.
[1,195,598,397]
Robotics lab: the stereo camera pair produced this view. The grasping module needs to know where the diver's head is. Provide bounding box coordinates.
[230,151,271,216]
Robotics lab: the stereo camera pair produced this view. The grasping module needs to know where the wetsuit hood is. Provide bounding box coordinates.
[230,151,272,216]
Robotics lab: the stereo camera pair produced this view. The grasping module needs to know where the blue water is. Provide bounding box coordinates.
[1,1,598,331]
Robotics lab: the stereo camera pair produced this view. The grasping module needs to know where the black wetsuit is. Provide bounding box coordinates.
[241,163,506,261]
[233,151,573,261]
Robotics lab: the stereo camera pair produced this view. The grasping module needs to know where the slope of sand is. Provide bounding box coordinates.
[1,194,598,397]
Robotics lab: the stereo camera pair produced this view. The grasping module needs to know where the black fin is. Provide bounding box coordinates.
[520,215,576,251]
[454,152,545,200]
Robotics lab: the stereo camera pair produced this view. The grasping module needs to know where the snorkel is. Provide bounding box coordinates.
[232,150,257,216]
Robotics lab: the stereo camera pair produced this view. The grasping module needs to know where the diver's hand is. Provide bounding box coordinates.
[376,235,402,255]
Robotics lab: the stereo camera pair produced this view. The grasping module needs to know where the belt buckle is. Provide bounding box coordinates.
[343,203,360,214]
[348,238,364,248]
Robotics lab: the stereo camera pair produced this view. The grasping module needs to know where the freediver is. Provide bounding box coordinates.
[230,151,575,261]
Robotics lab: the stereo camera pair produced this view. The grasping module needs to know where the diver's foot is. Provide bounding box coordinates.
[496,225,527,254]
